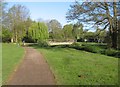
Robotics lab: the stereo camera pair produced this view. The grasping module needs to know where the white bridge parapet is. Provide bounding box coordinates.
[48,42,74,45]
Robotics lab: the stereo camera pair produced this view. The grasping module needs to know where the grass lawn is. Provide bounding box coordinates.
[32,45,118,85]
[2,43,24,84]
[0,43,2,86]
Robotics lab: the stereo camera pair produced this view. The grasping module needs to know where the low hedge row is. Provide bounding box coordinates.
[70,43,120,58]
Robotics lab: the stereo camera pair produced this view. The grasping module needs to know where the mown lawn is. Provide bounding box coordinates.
[33,46,118,85]
[2,43,24,84]
[0,43,2,86]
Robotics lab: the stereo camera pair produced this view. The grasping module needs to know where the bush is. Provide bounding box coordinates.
[70,42,119,58]
[105,49,118,57]
[82,44,104,53]
[70,42,80,47]
[70,43,101,53]
[2,29,12,43]
[37,40,49,47]
[116,51,120,58]
[83,45,97,53]
[70,42,83,50]
[99,49,106,54]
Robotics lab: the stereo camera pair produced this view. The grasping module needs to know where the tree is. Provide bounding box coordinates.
[1,2,8,42]
[63,24,73,41]
[23,17,33,42]
[37,22,49,41]
[84,31,95,42]
[99,30,107,43]
[66,1,119,49]
[28,22,49,42]
[7,4,30,43]
[72,22,83,42]
[28,22,38,42]
[95,28,107,43]
[1,2,8,28]
[2,28,12,42]
[48,19,63,41]
[48,19,62,32]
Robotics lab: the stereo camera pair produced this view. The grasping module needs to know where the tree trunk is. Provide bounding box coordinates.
[118,20,120,49]
[15,30,18,43]
[105,3,113,48]
[111,30,117,49]
[112,2,117,49]
[105,2,118,49]
[118,30,120,49]
[11,37,14,43]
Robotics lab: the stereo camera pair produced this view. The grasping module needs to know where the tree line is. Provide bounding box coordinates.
[1,1,120,50]
[1,3,48,43]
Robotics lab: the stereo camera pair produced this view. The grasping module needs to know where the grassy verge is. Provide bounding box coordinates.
[0,43,2,86]
[32,45,118,85]
[2,43,24,84]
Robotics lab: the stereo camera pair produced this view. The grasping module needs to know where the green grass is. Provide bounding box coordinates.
[2,43,24,84]
[32,45,118,85]
[0,43,2,86]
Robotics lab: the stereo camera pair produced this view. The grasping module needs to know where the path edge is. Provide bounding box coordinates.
[4,47,26,85]
[37,49,57,85]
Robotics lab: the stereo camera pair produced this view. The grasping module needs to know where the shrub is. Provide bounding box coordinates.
[2,29,12,43]
[71,42,80,47]
[70,42,119,58]
[99,49,106,54]
[83,45,97,53]
[81,44,103,53]
[70,43,102,53]
[70,42,83,50]
[116,51,120,58]
[37,40,49,47]
[105,49,118,57]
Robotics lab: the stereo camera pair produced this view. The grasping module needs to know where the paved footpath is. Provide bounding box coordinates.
[7,47,56,85]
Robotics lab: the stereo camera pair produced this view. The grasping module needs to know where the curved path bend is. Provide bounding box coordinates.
[7,47,55,85]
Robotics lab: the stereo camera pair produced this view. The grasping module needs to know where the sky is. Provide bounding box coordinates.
[7,2,74,26]
[6,1,96,31]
